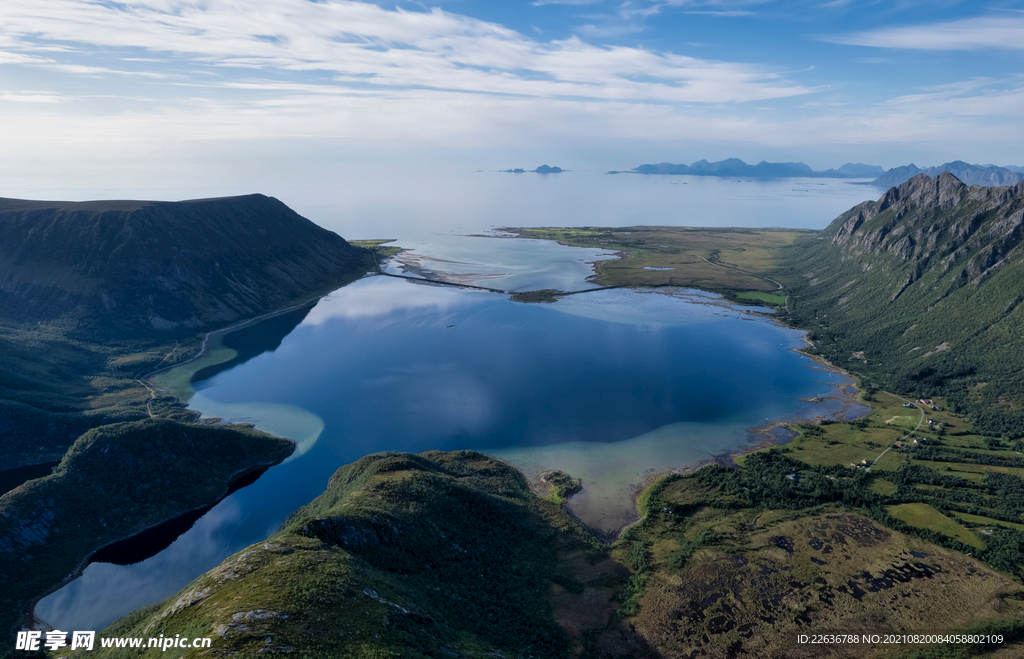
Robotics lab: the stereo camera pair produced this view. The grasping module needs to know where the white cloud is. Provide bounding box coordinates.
[885,79,1024,118]
[0,92,65,103]
[0,49,174,77]
[532,0,604,5]
[0,0,809,103]
[0,0,1022,174]
[0,51,51,64]
[682,10,755,16]
[827,16,1024,51]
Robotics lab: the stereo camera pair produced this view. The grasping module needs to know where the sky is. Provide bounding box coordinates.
[1,0,1024,197]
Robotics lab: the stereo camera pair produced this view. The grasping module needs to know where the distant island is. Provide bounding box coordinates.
[609,159,883,179]
[501,164,564,173]
[611,157,1024,187]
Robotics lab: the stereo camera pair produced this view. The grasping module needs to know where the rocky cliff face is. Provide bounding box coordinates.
[828,173,1024,291]
[0,194,371,338]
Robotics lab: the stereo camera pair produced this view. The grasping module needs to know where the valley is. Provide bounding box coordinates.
[8,173,1024,657]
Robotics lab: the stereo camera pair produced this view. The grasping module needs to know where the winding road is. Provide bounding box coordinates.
[698,256,785,290]
[871,398,926,468]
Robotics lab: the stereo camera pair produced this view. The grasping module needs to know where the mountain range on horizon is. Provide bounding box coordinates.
[615,158,1024,187]
[870,161,1024,188]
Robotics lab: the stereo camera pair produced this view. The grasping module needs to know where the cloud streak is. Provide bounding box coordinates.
[827,16,1024,51]
[0,0,809,103]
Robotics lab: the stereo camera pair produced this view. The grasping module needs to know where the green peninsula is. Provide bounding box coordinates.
[0,420,294,639]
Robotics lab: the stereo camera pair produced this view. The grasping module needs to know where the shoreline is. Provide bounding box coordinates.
[135,249,869,565]
[524,336,871,544]
[144,281,368,384]
[509,271,870,543]
[24,273,372,633]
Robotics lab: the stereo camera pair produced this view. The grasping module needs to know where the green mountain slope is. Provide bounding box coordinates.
[783,172,1024,436]
[0,194,370,338]
[92,451,643,659]
[94,447,1024,659]
[0,419,294,643]
[0,195,371,643]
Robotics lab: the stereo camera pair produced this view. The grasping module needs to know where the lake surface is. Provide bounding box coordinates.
[37,271,867,632]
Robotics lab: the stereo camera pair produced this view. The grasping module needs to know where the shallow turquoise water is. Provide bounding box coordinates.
[37,275,863,631]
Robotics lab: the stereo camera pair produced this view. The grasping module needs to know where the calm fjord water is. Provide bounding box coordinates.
[38,277,860,630]
[36,171,878,630]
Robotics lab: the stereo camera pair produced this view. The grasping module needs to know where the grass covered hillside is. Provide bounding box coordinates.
[0,195,371,467]
[0,419,294,642]
[782,173,1024,437]
[91,451,649,659]
[0,194,371,338]
[0,195,371,648]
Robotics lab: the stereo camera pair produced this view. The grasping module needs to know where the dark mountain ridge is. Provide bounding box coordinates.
[0,419,295,640]
[785,172,1024,435]
[0,195,371,639]
[0,194,370,338]
[0,194,371,467]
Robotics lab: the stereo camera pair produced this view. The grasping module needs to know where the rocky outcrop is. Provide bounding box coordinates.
[829,174,1024,288]
[303,513,411,549]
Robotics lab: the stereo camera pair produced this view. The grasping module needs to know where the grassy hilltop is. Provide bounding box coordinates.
[0,194,367,339]
[87,451,647,659]
[96,442,1024,658]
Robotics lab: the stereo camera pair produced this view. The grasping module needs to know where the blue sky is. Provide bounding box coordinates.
[1,0,1023,194]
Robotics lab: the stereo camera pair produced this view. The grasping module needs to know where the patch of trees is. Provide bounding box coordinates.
[659,450,1024,580]
[908,445,1024,469]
